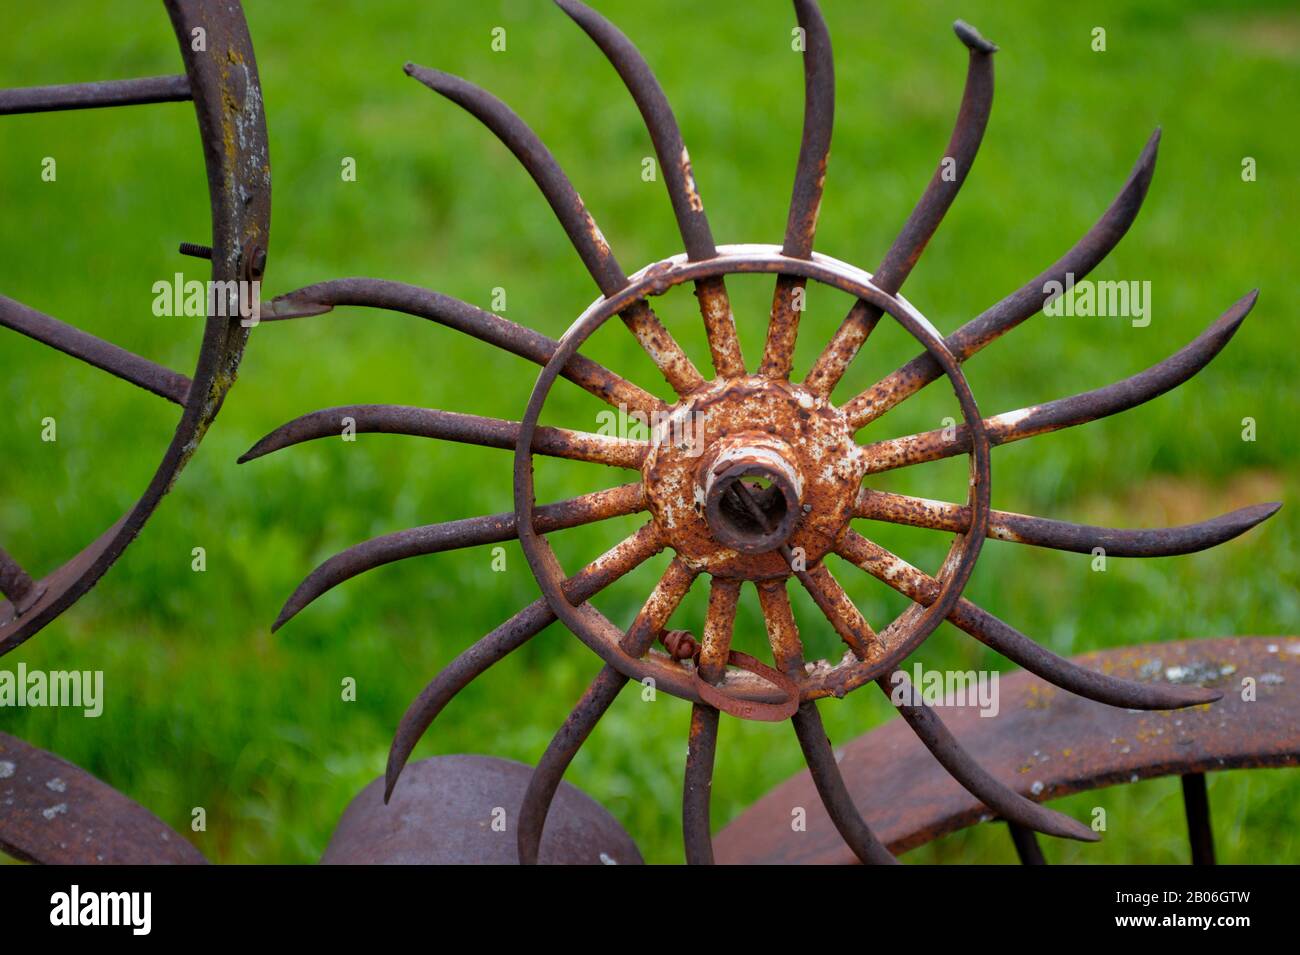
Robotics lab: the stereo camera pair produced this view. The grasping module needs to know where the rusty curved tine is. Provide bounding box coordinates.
[1009,823,1048,865]
[836,531,1221,709]
[0,74,191,114]
[842,128,1162,430]
[805,21,996,398]
[683,703,721,865]
[519,559,698,864]
[1182,773,1216,865]
[679,577,740,864]
[860,290,1258,476]
[0,294,191,404]
[792,701,898,864]
[753,579,895,864]
[272,483,646,631]
[854,488,1281,558]
[878,671,1097,842]
[240,404,647,470]
[759,0,834,380]
[556,0,744,378]
[404,64,705,396]
[265,278,662,417]
[796,562,875,661]
[385,522,664,800]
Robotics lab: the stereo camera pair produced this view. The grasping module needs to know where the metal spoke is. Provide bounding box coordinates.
[404,64,705,396]
[854,487,1281,557]
[272,483,647,631]
[836,531,1221,710]
[879,670,1097,841]
[517,558,696,864]
[556,0,743,378]
[859,290,1257,476]
[796,562,876,661]
[265,278,662,417]
[758,0,834,379]
[1182,773,1216,865]
[0,74,191,115]
[385,523,663,800]
[757,578,807,679]
[240,404,648,470]
[0,294,191,404]
[683,702,720,865]
[805,21,996,397]
[841,128,1162,431]
[698,577,742,683]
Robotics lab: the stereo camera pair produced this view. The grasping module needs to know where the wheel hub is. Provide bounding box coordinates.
[642,375,864,579]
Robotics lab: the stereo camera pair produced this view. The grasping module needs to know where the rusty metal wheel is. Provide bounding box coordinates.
[0,0,269,652]
[245,1,1279,865]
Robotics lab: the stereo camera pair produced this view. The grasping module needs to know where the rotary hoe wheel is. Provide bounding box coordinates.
[0,0,269,652]
[242,1,1283,865]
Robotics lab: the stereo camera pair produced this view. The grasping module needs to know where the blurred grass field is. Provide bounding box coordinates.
[2,0,1297,864]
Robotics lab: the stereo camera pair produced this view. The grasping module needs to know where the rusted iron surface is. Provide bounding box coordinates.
[1,0,270,653]
[716,637,1300,863]
[323,755,642,865]
[0,733,206,865]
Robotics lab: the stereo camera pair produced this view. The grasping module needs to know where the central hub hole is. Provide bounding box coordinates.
[701,436,804,555]
[715,476,787,543]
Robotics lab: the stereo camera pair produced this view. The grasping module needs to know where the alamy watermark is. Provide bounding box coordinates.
[0,663,103,717]
[888,662,999,717]
[151,273,261,327]
[1043,271,1151,327]
[595,404,707,457]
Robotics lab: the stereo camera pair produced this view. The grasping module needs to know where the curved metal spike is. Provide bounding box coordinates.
[272,483,646,631]
[758,0,835,379]
[805,20,997,397]
[518,664,627,865]
[519,558,695,864]
[385,523,663,801]
[792,701,898,864]
[265,278,663,416]
[554,0,743,377]
[860,290,1257,475]
[239,404,647,470]
[683,702,720,865]
[404,63,705,395]
[843,128,1162,429]
[879,672,1098,842]
[854,488,1282,557]
[836,531,1221,709]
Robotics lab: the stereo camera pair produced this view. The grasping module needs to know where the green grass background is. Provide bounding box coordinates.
[1,0,1297,864]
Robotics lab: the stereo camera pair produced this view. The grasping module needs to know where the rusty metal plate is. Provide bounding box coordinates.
[0,732,206,864]
[321,755,643,865]
[715,637,1300,863]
